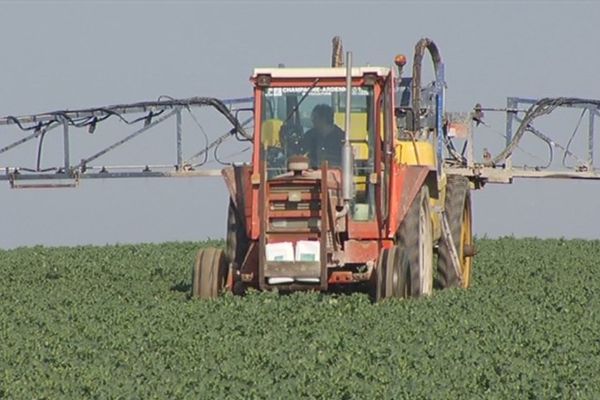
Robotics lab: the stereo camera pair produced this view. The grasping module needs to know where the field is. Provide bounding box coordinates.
[1,238,599,399]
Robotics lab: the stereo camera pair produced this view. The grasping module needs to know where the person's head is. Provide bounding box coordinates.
[311,104,334,132]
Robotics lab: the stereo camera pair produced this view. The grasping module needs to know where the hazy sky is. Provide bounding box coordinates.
[1,1,599,249]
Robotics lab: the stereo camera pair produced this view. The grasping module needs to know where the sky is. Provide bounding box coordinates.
[1,1,599,249]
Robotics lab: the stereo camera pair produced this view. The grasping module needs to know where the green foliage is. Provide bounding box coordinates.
[1,238,599,398]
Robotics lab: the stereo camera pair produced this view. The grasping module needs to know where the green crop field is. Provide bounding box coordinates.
[1,238,599,399]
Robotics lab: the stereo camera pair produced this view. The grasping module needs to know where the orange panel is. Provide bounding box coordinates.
[344,239,379,264]
[348,220,379,239]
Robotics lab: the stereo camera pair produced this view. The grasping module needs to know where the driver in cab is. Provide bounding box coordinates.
[301,104,345,168]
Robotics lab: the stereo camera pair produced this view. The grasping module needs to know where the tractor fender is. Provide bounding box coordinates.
[221,165,252,231]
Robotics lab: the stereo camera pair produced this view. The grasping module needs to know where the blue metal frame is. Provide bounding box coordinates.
[435,63,445,175]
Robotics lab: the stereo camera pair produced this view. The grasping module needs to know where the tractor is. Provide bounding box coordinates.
[191,38,474,301]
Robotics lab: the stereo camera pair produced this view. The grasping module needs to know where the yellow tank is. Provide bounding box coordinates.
[395,140,443,241]
[395,140,436,167]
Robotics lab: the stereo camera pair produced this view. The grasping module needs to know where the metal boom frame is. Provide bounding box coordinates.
[0,97,253,188]
[445,97,600,184]
[2,91,600,189]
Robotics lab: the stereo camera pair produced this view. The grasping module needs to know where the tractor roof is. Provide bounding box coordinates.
[252,66,391,79]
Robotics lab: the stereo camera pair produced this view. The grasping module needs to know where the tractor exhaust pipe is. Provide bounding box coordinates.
[342,51,353,202]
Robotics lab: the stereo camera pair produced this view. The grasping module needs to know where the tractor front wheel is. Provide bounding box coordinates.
[389,246,410,299]
[372,246,404,302]
[371,248,389,302]
[191,247,228,299]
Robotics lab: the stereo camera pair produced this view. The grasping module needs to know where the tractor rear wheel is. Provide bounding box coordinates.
[397,185,434,297]
[436,175,473,289]
[191,247,227,299]
[371,246,398,302]
[226,198,249,295]
[226,198,249,268]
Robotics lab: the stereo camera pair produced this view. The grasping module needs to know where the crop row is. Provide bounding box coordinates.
[1,238,599,398]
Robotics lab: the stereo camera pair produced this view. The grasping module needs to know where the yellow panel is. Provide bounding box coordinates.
[261,119,283,147]
[395,140,436,167]
[333,112,385,139]
[430,174,446,242]
[353,175,367,192]
[334,113,368,141]
[351,142,369,160]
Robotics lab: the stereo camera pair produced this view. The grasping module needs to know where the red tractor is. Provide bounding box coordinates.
[192,38,474,301]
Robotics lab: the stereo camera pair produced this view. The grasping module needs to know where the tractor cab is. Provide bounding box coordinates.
[252,67,393,223]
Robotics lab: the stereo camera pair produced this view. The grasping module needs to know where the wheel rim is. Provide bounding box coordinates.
[418,194,433,295]
[460,197,473,288]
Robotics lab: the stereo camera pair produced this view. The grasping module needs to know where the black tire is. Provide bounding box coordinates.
[191,248,227,299]
[371,248,389,303]
[371,246,411,302]
[384,247,397,299]
[371,246,399,302]
[396,185,433,298]
[390,246,410,299]
[436,175,473,289]
[226,198,249,268]
[226,198,249,295]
